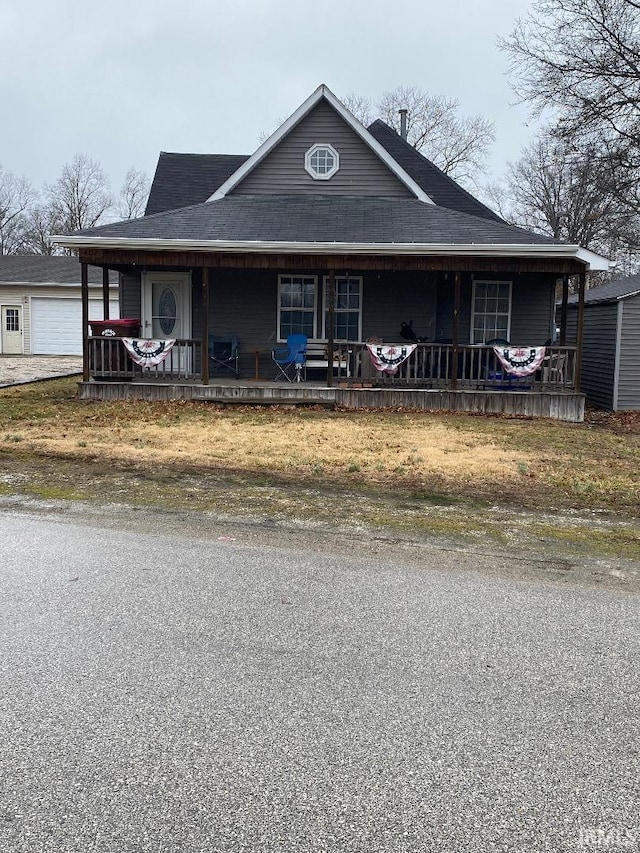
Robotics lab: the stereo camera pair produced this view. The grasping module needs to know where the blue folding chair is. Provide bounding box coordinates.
[271,334,307,382]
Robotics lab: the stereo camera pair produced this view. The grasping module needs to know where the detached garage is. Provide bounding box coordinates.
[0,256,119,355]
[31,296,119,355]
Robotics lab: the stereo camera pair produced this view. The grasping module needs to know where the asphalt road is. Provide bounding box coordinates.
[0,507,638,853]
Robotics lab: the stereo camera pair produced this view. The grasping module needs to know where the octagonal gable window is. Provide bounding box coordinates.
[305,144,339,180]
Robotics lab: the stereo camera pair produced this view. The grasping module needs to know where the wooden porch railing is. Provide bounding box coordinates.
[345,343,577,391]
[87,338,577,392]
[89,337,202,381]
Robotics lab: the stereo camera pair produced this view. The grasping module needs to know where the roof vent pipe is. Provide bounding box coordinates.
[399,108,408,141]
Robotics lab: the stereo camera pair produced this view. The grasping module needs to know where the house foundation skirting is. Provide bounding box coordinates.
[77,382,586,422]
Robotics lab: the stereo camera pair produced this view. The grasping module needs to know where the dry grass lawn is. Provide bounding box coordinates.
[1,378,639,517]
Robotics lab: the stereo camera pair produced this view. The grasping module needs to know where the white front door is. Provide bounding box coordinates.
[1,306,23,354]
[141,273,192,374]
[142,273,192,340]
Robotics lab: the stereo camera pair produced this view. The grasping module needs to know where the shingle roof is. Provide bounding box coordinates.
[367,120,503,222]
[143,123,502,221]
[0,255,118,285]
[77,194,561,246]
[145,152,249,216]
[568,274,640,303]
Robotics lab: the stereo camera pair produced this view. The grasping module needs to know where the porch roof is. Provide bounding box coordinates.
[53,195,610,270]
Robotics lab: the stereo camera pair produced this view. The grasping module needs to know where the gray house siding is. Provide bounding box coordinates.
[362,272,437,341]
[207,269,438,377]
[121,272,141,319]
[435,274,555,344]
[617,297,640,410]
[117,266,559,379]
[209,268,277,378]
[510,275,556,344]
[232,101,413,198]
[567,302,618,410]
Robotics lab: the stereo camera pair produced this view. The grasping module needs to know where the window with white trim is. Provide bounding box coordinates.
[471,280,512,343]
[305,144,339,180]
[323,276,362,341]
[278,275,317,340]
[5,308,20,332]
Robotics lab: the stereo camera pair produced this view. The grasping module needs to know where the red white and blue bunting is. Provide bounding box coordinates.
[367,343,417,375]
[493,346,546,377]
[122,338,176,368]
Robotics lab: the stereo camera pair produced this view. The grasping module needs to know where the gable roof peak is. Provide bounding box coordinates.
[206,84,435,205]
[367,118,504,223]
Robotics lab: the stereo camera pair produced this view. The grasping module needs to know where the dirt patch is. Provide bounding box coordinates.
[585,408,640,434]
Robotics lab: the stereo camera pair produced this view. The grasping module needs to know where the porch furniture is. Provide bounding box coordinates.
[209,334,239,377]
[543,352,567,385]
[483,371,533,390]
[304,342,351,377]
[272,334,307,382]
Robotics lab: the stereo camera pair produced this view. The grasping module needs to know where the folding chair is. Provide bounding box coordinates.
[271,334,307,382]
[208,335,239,377]
[543,352,567,385]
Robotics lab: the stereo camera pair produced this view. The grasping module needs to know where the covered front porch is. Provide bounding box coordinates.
[73,245,592,422]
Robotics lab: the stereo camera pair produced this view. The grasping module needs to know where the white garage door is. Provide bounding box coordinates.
[31,298,120,355]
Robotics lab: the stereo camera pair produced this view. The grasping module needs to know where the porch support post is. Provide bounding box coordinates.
[450,271,461,391]
[102,267,110,320]
[326,269,335,388]
[202,267,210,386]
[575,269,587,392]
[559,275,569,345]
[81,262,89,382]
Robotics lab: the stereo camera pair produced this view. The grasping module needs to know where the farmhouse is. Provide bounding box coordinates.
[51,85,609,421]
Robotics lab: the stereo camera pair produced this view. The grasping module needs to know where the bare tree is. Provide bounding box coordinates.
[45,154,113,234]
[341,93,375,128]
[499,0,640,211]
[22,204,65,255]
[117,167,150,220]
[486,130,640,273]
[0,165,36,254]
[344,86,495,186]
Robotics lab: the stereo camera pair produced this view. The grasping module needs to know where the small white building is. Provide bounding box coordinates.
[0,256,119,355]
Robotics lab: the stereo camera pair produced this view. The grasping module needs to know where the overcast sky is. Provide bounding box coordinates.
[0,0,538,197]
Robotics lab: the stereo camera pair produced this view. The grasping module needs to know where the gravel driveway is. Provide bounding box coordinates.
[0,356,82,387]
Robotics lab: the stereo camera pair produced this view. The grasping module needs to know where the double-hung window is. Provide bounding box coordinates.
[471,280,511,343]
[278,274,362,341]
[278,275,317,340]
[323,276,362,341]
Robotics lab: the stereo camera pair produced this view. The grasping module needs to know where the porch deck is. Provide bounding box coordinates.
[81,339,584,420]
[78,375,585,422]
